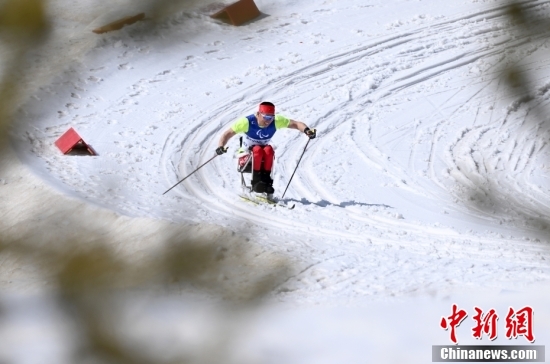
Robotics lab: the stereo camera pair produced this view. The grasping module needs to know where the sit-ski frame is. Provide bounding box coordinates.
[238,153,253,191]
[237,137,272,193]
[236,138,292,207]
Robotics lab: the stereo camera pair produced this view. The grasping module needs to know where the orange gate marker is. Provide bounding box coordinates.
[54,128,97,155]
[210,0,261,26]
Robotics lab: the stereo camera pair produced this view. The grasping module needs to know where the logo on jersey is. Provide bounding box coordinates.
[256,130,271,139]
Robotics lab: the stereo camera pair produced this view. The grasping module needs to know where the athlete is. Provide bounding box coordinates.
[216,101,316,194]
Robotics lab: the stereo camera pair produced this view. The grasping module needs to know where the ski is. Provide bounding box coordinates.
[239,194,295,209]
[239,194,265,206]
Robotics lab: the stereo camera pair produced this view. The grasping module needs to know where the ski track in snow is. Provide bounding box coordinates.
[11,0,550,301]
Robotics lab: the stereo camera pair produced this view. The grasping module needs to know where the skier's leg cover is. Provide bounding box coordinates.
[252,145,265,171]
[262,145,274,171]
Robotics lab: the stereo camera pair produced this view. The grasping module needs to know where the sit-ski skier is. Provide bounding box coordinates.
[216,101,316,194]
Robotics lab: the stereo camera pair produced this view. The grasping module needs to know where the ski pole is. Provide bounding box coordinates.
[163,154,219,195]
[281,138,311,199]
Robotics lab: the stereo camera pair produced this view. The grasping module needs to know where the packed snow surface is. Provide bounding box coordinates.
[3,0,550,362]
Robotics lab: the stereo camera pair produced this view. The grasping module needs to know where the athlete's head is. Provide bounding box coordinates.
[259,101,275,115]
[258,101,275,125]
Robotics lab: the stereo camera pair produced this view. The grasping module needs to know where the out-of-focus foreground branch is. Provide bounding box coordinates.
[457,0,550,236]
[0,0,48,148]
[0,1,292,363]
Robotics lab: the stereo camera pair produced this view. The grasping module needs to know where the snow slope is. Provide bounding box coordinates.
[3,0,550,362]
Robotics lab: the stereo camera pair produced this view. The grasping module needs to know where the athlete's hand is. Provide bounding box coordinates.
[215,146,228,155]
[304,127,316,139]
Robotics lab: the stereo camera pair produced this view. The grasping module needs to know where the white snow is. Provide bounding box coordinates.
[2,0,550,362]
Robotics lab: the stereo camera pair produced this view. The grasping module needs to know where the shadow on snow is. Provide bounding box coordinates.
[283,198,393,209]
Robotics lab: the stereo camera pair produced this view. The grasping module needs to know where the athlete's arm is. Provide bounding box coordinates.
[218,128,236,147]
[288,119,309,132]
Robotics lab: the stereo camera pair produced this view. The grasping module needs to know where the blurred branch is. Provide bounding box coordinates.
[0,1,293,363]
[0,0,49,151]
[458,0,550,232]
[1,227,292,363]
[0,0,47,39]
